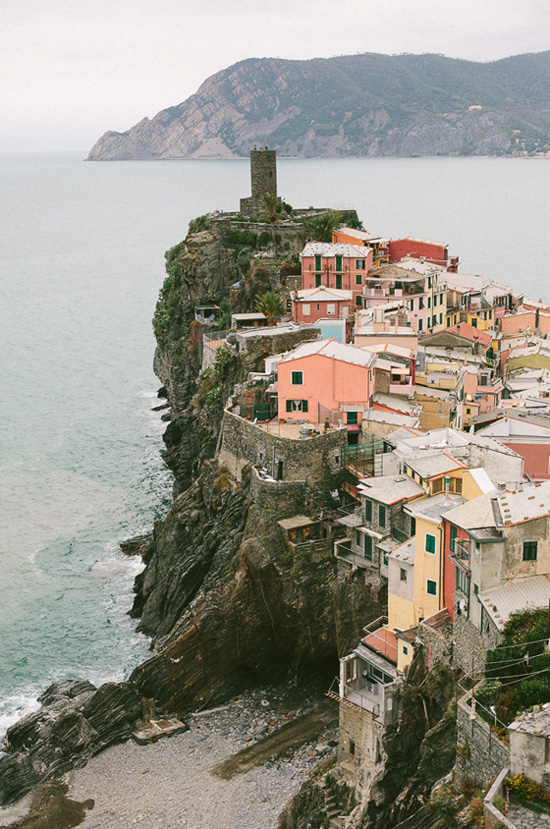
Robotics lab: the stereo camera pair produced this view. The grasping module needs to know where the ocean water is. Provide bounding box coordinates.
[1,152,549,741]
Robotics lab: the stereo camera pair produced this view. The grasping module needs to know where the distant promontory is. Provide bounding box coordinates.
[88,51,550,160]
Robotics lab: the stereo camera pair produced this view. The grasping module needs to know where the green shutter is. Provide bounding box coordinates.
[302,399,308,412]
[286,400,292,412]
[336,275,342,289]
[315,274,321,287]
[315,255,321,271]
[335,255,342,271]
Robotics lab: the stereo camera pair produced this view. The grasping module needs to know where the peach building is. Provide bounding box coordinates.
[291,287,354,324]
[277,338,375,428]
[300,242,373,304]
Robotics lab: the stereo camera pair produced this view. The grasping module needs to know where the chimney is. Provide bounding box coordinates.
[444,476,450,504]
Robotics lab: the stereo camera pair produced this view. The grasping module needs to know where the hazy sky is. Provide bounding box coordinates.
[2,0,550,152]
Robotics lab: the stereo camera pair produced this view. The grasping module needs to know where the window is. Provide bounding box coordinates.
[335,255,343,271]
[471,318,477,328]
[523,541,538,561]
[302,304,310,316]
[336,275,342,290]
[364,499,372,522]
[314,254,321,271]
[439,313,443,324]
[418,318,423,332]
[432,315,437,328]
[403,646,408,655]
[356,530,361,547]
[327,303,336,316]
[286,399,308,412]
[419,297,424,309]
[425,533,436,554]
[315,274,321,287]
[347,411,358,425]
[427,579,437,596]
[355,295,362,306]
[400,568,407,582]
[364,534,373,560]
[456,569,470,596]
[428,296,431,308]
[356,259,365,270]
[291,371,303,385]
[450,525,457,553]
[356,273,363,285]
[480,375,488,386]
[345,658,358,682]
[379,504,386,527]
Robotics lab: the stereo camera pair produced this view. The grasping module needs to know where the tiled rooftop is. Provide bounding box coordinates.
[301,242,370,257]
[494,480,550,526]
[387,536,416,565]
[278,338,376,368]
[358,474,424,505]
[479,575,550,631]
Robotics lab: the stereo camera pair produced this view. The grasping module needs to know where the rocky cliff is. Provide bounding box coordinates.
[88,51,550,160]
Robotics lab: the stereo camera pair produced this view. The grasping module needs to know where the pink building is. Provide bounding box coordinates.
[300,242,373,304]
[291,287,354,324]
[389,237,459,271]
[463,367,502,414]
[277,339,375,429]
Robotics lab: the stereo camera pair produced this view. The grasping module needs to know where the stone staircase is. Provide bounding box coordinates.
[324,787,346,829]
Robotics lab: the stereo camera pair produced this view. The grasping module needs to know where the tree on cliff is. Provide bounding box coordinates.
[260,193,284,254]
[255,290,283,325]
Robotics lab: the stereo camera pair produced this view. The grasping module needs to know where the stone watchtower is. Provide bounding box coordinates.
[240,148,277,216]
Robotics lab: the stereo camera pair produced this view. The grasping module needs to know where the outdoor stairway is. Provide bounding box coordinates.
[325,790,346,829]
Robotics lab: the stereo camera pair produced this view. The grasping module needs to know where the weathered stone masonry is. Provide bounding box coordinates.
[219,409,347,490]
[455,690,508,790]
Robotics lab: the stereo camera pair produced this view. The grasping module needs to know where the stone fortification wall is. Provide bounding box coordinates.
[237,325,320,371]
[249,469,306,518]
[455,691,508,790]
[219,409,346,489]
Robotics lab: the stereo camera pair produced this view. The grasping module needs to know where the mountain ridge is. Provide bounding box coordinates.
[88,51,550,160]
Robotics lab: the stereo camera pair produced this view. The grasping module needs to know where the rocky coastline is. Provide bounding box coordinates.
[0,205,458,829]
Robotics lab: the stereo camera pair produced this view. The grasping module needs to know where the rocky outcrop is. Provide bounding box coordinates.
[88,52,550,160]
[129,461,386,713]
[0,680,141,806]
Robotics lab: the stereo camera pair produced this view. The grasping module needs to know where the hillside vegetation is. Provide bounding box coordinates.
[88,51,550,160]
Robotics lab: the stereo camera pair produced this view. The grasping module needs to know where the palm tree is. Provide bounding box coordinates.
[304,210,343,243]
[255,290,283,325]
[260,193,283,255]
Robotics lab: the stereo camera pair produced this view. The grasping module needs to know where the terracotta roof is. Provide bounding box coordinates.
[446,323,492,346]
[362,627,398,664]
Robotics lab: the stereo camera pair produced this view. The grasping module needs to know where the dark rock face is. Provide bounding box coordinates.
[0,681,141,806]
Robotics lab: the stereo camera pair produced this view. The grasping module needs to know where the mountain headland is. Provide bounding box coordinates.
[88,51,550,160]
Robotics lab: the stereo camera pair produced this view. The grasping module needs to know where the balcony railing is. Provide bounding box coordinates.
[342,685,381,718]
[334,540,375,570]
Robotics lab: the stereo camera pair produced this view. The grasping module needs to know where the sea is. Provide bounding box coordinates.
[1,152,549,744]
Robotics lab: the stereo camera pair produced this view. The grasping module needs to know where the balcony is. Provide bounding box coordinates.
[389,381,414,397]
[335,539,375,570]
[342,684,381,718]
